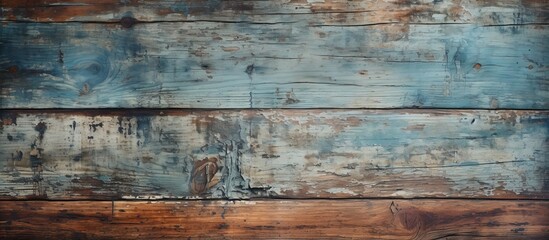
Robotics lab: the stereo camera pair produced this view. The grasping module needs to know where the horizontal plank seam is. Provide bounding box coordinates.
[1,20,548,27]
[1,197,548,202]
[1,108,548,113]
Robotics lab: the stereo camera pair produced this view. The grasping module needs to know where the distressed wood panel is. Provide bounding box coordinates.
[1,110,547,199]
[1,21,547,109]
[0,201,113,239]
[1,0,547,25]
[1,200,547,239]
[0,110,249,199]
[246,109,549,199]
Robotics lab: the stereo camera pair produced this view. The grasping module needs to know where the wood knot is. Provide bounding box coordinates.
[391,202,435,234]
[473,63,482,70]
[190,157,219,195]
[120,16,137,28]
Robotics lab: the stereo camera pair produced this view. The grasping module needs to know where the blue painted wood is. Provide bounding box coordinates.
[0,110,247,199]
[0,110,546,199]
[1,22,546,108]
[245,109,549,198]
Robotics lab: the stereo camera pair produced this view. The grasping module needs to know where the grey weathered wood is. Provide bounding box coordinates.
[1,200,548,239]
[244,109,549,198]
[1,1,547,109]
[1,110,547,199]
[0,110,248,199]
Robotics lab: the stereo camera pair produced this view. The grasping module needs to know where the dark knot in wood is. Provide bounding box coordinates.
[120,16,137,28]
[190,157,219,195]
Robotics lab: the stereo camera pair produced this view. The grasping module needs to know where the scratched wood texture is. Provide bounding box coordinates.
[2,0,546,24]
[0,110,547,200]
[1,1,548,109]
[1,0,548,239]
[244,109,549,199]
[1,200,547,239]
[0,110,247,199]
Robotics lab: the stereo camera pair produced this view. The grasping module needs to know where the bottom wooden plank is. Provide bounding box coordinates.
[1,200,547,239]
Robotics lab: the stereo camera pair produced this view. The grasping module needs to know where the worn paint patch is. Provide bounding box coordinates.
[245,110,549,198]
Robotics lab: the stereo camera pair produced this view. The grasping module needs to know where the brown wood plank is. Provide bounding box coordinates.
[1,200,547,239]
[2,0,546,25]
[0,201,112,239]
[1,109,547,200]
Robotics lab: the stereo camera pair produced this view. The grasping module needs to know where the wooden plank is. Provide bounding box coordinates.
[1,200,548,239]
[1,0,546,25]
[1,21,546,108]
[0,201,113,239]
[0,110,249,199]
[244,109,549,199]
[1,110,547,199]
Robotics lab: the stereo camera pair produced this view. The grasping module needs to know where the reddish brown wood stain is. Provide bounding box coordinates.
[1,200,548,239]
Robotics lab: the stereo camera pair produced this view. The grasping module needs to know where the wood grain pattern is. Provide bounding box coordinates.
[245,109,549,199]
[1,200,547,239]
[1,109,547,199]
[1,1,548,238]
[0,110,248,199]
[1,3,547,108]
[2,0,546,25]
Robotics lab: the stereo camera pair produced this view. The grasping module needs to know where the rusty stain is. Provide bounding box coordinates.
[7,65,19,74]
[1,113,17,126]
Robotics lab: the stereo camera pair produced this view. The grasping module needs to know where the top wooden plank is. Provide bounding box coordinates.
[1,0,548,109]
[2,0,547,24]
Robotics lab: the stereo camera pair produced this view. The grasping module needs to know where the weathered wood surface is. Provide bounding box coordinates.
[1,110,547,199]
[0,110,248,199]
[1,200,547,239]
[1,2,547,109]
[2,0,547,24]
[245,109,549,199]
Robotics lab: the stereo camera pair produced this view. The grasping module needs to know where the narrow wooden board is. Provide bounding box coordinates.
[2,0,546,25]
[245,109,549,199]
[1,23,547,109]
[1,110,547,199]
[0,110,249,199]
[1,200,548,239]
[0,201,113,239]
